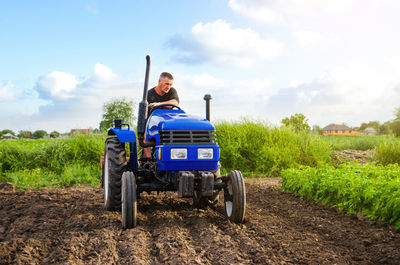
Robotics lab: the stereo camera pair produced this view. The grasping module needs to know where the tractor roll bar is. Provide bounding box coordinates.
[137,55,155,148]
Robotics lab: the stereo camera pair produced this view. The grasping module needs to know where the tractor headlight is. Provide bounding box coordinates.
[171,148,187,159]
[198,148,213,159]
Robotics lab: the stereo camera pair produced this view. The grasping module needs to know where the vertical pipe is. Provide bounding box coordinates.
[204,94,212,121]
[137,55,151,139]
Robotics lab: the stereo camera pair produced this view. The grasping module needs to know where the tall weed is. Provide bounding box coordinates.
[375,141,400,165]
[215,119,331,176]
[0,134,104,189]
[322,135,399,151]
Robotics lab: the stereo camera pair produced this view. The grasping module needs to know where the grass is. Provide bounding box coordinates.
[6,165,100,190]
[375,141,400,165]
[0,134,105,190]
[321,134,399,151]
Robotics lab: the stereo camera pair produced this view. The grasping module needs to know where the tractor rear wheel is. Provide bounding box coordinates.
[104,137,127,211]
[224,170,246,223]
[122,171,137,229]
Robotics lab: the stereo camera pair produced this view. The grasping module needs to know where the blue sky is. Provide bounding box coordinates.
[1,0,400,133]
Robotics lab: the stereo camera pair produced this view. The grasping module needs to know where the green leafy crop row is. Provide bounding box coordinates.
[281,163,400,229]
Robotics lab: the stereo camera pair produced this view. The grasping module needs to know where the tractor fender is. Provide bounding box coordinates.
[108,128,137,143]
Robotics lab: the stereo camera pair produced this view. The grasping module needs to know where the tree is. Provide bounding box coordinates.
[50,131,60,138]
[392,106,400,137]
[312,125,324,135]
[99,97,136,132]
[18,130,32,138]
[359,122,368,131]
[0,129,15,136]
[33,130,48,139]
[281,113,311,132]
[378,121,391,135]
[359,121,381,131]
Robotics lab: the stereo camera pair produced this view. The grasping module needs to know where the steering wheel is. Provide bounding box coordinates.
[148,103,181,116]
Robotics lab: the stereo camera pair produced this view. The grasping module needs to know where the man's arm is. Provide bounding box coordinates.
[148,98,179,108]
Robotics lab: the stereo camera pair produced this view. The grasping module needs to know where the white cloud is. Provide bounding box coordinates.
[229,0,283,24]
[35,71,79,100]
[294,30,338,48]
[4,58,400,132]
[168,19,283,67]
[21,64,143,132]
[262,61,400,126]
[0,81,19,101]
[93,63,116,80]
[229,0,355,24]
[172,73,276,121]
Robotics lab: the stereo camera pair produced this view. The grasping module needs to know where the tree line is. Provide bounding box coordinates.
[281,106,400,136]
[0,129,60,139]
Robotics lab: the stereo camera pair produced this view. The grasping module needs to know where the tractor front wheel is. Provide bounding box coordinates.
[122,171,137,229]
[224,170,246,223]
[104,137,127,211]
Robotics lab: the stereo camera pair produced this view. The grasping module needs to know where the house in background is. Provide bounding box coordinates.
[0,133,18,140]
[362,127,378,135]
[70,129,92,134]
[322,124,358,136]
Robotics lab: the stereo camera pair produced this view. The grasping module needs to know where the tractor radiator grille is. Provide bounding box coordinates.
[159,130,216,145]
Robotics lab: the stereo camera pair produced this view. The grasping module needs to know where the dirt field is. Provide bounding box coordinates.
[332,150,371,164]
[1,178,399,265]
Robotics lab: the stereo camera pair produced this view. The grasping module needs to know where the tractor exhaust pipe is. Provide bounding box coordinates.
[204,94,212,121]
[137,55,155,147]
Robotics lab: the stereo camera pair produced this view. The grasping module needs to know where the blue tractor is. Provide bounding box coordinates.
[102,56,246,229]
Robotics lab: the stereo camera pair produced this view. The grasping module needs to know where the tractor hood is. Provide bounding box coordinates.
[146,109,215,143]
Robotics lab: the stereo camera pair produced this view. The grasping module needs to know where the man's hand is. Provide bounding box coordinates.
[148,102,161,108]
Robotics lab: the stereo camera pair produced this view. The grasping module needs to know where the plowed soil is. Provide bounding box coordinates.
[1,179,399,264]
[332,150,371,164]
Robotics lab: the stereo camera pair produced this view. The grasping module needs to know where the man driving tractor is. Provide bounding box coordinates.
[142,72,180,160]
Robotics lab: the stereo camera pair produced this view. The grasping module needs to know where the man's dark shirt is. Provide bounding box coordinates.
[147,87,179,104]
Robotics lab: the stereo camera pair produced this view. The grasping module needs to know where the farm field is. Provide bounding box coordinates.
[1,179,400,264]
[1,127,400,264]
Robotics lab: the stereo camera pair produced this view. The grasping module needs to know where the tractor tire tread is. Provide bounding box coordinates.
[104,137,127,211]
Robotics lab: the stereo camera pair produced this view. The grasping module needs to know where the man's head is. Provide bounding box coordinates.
[156,72,174,95]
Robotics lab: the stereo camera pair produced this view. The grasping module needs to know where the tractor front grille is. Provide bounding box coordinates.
[159,130,216,145]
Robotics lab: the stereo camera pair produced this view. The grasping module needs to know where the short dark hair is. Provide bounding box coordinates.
[160,72,173,80]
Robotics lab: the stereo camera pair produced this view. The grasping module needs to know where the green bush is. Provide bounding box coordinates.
[215,119,331,176]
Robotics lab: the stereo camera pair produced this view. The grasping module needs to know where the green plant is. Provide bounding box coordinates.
[281,163,400,230]
[0,134,105,190]
[375,141,400,165]
[215,119,331,176]
[322,135,399,151]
